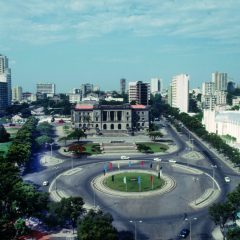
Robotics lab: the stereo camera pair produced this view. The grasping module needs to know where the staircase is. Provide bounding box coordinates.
[101,142,138,154]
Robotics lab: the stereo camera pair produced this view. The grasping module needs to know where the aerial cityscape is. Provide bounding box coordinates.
[1,1,240,240]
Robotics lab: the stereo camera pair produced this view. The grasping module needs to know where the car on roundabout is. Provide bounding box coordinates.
[180,228,189,238]
[121,156,130,160]
[42,181,49,186]
[153,158,161,161]
[169,159,177,163]
[225,177,230,182]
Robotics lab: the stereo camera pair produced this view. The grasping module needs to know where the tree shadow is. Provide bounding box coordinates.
[118,230,134,240]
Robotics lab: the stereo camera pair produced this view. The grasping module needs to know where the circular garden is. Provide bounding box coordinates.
[105,173,164,192]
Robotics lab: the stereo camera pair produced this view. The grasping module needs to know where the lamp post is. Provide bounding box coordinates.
[190,139,194,152]
[71,154,73,170]
[130,220,142,240]
[53,167,59,191]
[185,218,197,240]
[49,143,53,159]
[92,182,96,209]
[211,165,217,190]
[186,148,190,167]
[193,177,199,205]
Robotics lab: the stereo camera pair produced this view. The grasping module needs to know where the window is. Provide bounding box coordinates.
[79,124,82,127]
[142,118,145,121]
[142,123,144,126]
[127,112,129,115]
[96,117,98,121]
[103,124,107,129]
[111,124,114,129]
[118,124,121,129]
[126,124,129,127]
[96,124,99,128]
[127,117,129,121]
[142,112,144,115]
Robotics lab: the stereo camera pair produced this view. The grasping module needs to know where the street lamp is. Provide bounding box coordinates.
[49,143,53,159]
[71,154,73,170]
[130,220,142,240]
[185,218,197,240]
[92,182,96,209]
[193,177,199,205]
[53,167,59,191]
[186,148,190,167]
[190,139,194,152]
[211,165,217,190]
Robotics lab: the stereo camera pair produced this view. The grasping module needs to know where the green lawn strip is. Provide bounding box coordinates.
[0,141,12,158]
[63,126,70,130]
[6,128,20,132]
[71,143,101,155]
[105,173,164,192]
[223,135,236,141]
[136,142,169,153]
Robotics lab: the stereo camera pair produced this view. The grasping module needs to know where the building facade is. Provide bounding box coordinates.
[212,72,227,91]
[168,83,173,106]
[12,86,22,102]
[151,78,162,93]
[71,104,150,134]
[80,83,93,96]
[0,54,11,107]
[171,74,189,113]
[129,81,150,105]
[0,82,8,110]
[120,78,126,93]
[36,83,55,96]
[202,82,215,95]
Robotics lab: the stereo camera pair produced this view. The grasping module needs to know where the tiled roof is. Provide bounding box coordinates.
[131,105,147,109]
[75,105,93,109]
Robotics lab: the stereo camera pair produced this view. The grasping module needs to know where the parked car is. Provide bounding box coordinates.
[169,159,177,163]
[57,119,64,123]
[224,177,230,182]
[9,123,15,126]
[121,156,130,160]
[180,228,189,238]
[43,181,49,186]
[153,158,161,161]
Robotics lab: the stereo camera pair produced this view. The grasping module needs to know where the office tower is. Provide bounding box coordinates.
[94,85,100,92]
[36,83,55,97]
[212,72,227,91]
[202,82,215,95]
[168,83,173,106]
[171,74,189,113]
[80,83,93,96]
[129,81,150,105]
[0,54,12,106]
[0,82,8,110]
[12,86,22,102]
[151,78,162,93]
[120,78,126,93]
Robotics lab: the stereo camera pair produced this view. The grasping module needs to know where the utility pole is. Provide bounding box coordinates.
[211,165,217,190]
[130,220,142,240]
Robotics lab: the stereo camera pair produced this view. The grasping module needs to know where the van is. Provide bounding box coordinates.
[121,156,130,160]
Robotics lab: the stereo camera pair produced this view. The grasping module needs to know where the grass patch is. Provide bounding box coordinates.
[223,134,236,141]
[63,126,70,130]
[136,142,169,153]
[105,173,164,192]
[6,128,20,131]
[0,141,12,158]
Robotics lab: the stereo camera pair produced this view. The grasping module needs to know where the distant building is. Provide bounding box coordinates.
[0,54,12,106]
[80,83,93,96]
[232,97,240,106]
[69,93,81,104]
[201,94,217,111]
[212,72,227,91]
[105,96,124,102]
[36,83,55,97]
[170,74,189,113]
[120,78,126,93]
[227,82,235,91]
[12,86,22,102]
[129,81,150,105]
[0,82,8,110]
[94,85,100,92]
[168,83,173,106]
[22,92,32,102]
[202,82,215,95]
[151,78,162,93]
[31,94,37,102]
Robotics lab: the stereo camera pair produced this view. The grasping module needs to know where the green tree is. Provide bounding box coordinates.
[227,184,240,210]
[0,125,10,142]
[208,202,236,240]
[226,226,240,240]
[137,144,151,153]
[77,209,119,240]
[48,196,85,233]
[147,131,164,140]
[36,122,54,135]
[21,108,32,118]
[36,135,54,147]
[14,218,29,237]
[130,100,136,105]
[57,136,70,147]
[68,129,87,142]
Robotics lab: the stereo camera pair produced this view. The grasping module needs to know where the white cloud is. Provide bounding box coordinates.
[10,61,16,64]
[0,0,240,45]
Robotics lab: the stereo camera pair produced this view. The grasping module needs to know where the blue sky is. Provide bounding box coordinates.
[1,0,240,93]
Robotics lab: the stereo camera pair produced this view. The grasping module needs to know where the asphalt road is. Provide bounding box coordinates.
[21,119,240,240]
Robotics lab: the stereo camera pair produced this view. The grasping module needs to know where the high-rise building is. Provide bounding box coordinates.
[212,72,227,91]
[168,83,173,106]
[0,54,12,107]
[36,83,55,97]
[129,81,150,105]
[202,82,215,95]
[80,83,93,96]
[171,74,189,113]
[0,82,8,110]
[94,85,100,92]
[12,86,22,102]
[151,78,162,93]
[120,78,126,93]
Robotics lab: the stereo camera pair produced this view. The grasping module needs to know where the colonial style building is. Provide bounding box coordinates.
[71,103,151,134]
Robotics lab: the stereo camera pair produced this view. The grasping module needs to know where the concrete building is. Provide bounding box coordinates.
[171,74,189,113]
[94,85,100,92]
[232,97,240,107]
[12,86,22,102]
[216,91,227,105]
[212,72,227,91]
[36,83,55,97]
[105,96,123,102]
[151,78,162,93]
[129,81,150,105]
[0,82,8,110]
[120,78,126,93]
[201,94,217,110]
[0,54,12,107]
[69,93,81,104]
[31,94,37,102]
[80,83,93,96]
[71,104,150,134]
[168,83,173,106]
[202,82,215,95]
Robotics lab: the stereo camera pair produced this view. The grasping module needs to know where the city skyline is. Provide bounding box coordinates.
[1,1,240,93]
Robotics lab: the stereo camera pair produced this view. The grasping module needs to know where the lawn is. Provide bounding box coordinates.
[105,173,164,192]
[83,143,101,154]
[0,141,12,158]
[136,142,169,153]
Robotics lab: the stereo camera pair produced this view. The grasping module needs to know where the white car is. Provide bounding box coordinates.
[154,158,161,161]
[224,177,230,182]
[121,156,130,160]
[43,181,49,186]
[169,159,177,163]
